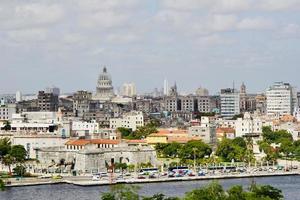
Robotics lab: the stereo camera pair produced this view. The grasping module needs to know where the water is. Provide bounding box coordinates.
[1,176,300,200]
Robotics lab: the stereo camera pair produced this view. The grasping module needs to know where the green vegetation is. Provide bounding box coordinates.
[215,137,254,163]
[117,120,158,140]
[155,140,212,164]
[0,138,27,175]
[258,126,297,161]
[0,178,5,191]
[101,182,283,200]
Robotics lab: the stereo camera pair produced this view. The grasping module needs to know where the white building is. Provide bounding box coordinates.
[220,88,240,119]
[121,83,136,97]
[188,117,216,143]
[163,79,169,96]
[235,112,263,137]
[0,103,16,120]
[12,135,68,159]
[266,82,294,117]
[110,111,144,131]
[16,91,22,102]
[72,120,99,137]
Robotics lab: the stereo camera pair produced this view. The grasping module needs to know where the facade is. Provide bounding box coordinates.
[94,67,115,102]
[266,82,293,116]
[235,112,263,137]
[37,91,59,112]
[110,111,144,131]
[16,91,22,102]
[195,87,209,96]
[121,83,136,97]
[220,88,240,119]
[0,103,16,120]
[72,120,99,137]
[188,117,216,144]
[73,90,92,117]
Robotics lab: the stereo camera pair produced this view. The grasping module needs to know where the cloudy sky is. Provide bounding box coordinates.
[1,0,300,95]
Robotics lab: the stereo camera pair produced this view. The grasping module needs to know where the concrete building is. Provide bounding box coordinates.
[16,91,22,102]
[110,111,144,131]
[220,88,240,119]
[94,66,115,102]
[73,90,92,118]
[72,120,99,137]
[235,112,263,137]
[188,117,216,144]
[163,79,169,96]
[195,87,209,96]
[36,142,157,174]
[0,103,16,120]
[46,86,60,96]
[38,90,59,112]
[121,83,136,97]
[266,82,294,117]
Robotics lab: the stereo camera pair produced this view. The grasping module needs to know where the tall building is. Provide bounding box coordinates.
[220,88,240,119]
[73,90,92,117]
[195,87,209,96]
[37,91,59,112]
[0,103,16,120]
[121,83,136,97]
[94,66,115,102]
[266,82,294,116]
[46,86,60,96]
[16,91,22,102]
[163,79,169,96]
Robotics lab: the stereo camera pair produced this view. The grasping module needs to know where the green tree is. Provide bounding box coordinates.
[142,194,180,200]
[10,145,27,162]
[184,181,226,200]
[250,184,283,200]
[216,138,245,162]
[2,154,14,175]
[13,165,26,177]
[179,140,212,161]
[117,127,133,138]
[3,121,11,131]
[101,185,140,200]
[0,179,5,191]
[162,142,182,158]
[0,138,11,158]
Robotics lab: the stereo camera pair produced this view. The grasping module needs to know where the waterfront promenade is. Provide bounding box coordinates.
[4,170,299,187]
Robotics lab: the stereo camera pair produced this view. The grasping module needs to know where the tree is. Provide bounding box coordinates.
[101,185,140,200]
[216,138,245,162]
[250,184,283,200]
[162,142,182,158]
[179,140,212,161]
[142,194,180,200]
[13,165,26,177]
[3,121,11,131]
[0,138,11,158]
[184,181,226,200]
[10,145,27,162]
[0,179,5,191]
[2,154,13,175]
[117,127,133,138]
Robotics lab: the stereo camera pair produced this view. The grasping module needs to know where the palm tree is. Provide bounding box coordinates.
[2,154,14,175]
[3,121,11,131]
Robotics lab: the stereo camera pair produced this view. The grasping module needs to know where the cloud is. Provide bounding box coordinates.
[6,28,48,43]
[256,0,300,11]
[277,24,300,39]
[237,17,275,30]
[0,3,64,30]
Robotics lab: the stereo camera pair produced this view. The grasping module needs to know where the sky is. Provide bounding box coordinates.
[0,0,300,95]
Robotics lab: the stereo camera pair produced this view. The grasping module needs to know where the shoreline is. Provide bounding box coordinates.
[5,171,299,188]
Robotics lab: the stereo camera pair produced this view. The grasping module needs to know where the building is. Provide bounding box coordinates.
[0,103,16,120]
[37,91,59,112]
[16,91,22,102]
[45,86,60,96]
[110,111,144,131]
[255,94,266,115]
[235,112,263,137]
[71,120,99,137]
[73,90,92,117]
[266,82,294,117]
[195,87,209,96]
[121,83,136,97]
[94,66,115,102]
[220,88,240,119]
[163,79,169,96]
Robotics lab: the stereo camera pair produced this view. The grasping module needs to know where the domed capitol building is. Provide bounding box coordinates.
[94,66,115,102]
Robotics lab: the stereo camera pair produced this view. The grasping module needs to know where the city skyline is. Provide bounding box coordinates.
[1,0,300,94]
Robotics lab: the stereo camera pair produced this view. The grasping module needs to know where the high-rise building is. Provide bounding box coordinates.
[121,83,136,97]
[220,88,240,119]
[94,66,115,102]
[195,87,209,96]
[46,86,60,96]
[266,82,294,116]
[37,90,59,112]
[163,79,169,96]
[16,91,22,102]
